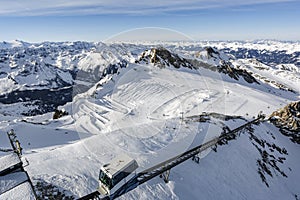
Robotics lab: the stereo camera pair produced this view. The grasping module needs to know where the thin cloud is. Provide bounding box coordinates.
[0,0,295,16]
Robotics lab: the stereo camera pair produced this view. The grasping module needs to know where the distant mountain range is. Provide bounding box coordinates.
[0,40,299,199]
[0,40,298,116]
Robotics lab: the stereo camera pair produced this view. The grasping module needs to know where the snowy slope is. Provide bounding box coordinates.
[1,182,36,200]
[0,40,299,200]
[0,40,299,116]
[0,42,133,116]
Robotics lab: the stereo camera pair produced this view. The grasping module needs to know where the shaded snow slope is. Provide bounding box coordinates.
[0,182,36,200]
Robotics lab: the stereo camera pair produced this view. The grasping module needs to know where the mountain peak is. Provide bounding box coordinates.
[195,46,231,63]
[137,47,193,69]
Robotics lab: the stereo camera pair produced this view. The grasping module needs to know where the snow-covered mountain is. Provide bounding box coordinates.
[0,41,132,115]
[0,40,299,200]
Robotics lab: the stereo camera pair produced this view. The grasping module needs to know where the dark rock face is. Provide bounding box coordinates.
[138,47,259,85]
[138,47,193,69]
[192,47,260,84]
[0,87,73,116]
[53,109,68,119]
[269,101,300,143]
[218,61,260,84]
[204,47,220,58]
[270,101,300,132]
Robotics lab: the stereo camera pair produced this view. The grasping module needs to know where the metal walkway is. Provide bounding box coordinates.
[79,116,264,200]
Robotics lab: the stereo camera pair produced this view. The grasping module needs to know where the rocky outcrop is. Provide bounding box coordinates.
[192,47,259,84]
[53,109,69,119]
[218,61,259,84]
[270,101,300,131]
[138,46,259,84]
[137,47,193,69]
[269,101,300,143]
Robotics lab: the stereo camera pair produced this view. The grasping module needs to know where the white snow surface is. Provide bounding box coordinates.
[0,182,35,200]
[0,153,20,172]
[0,40,299,199]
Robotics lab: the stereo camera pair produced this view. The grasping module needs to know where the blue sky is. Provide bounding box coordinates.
[0,0,299,42]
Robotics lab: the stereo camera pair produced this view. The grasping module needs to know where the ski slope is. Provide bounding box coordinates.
[0,41,299,199]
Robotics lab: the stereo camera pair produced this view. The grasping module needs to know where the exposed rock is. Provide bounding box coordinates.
[192,47,259,84]
[137,47,193,69]
[269,101,300,143]
[194,46,232,63]
[205,47,220,57]
[269,101,300,131]
[53,109,68,119]
[138,46,259,85]
[218,61,260,84]
[34,179,74,200]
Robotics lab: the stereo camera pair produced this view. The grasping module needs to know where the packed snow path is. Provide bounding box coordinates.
[79,116,264,200]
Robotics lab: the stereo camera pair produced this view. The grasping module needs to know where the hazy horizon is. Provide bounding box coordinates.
[0,0,299,42]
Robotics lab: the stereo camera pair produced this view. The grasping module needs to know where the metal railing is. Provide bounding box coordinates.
[80,116,264,200]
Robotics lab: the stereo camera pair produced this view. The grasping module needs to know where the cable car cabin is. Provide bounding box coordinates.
[98,154,138,196]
